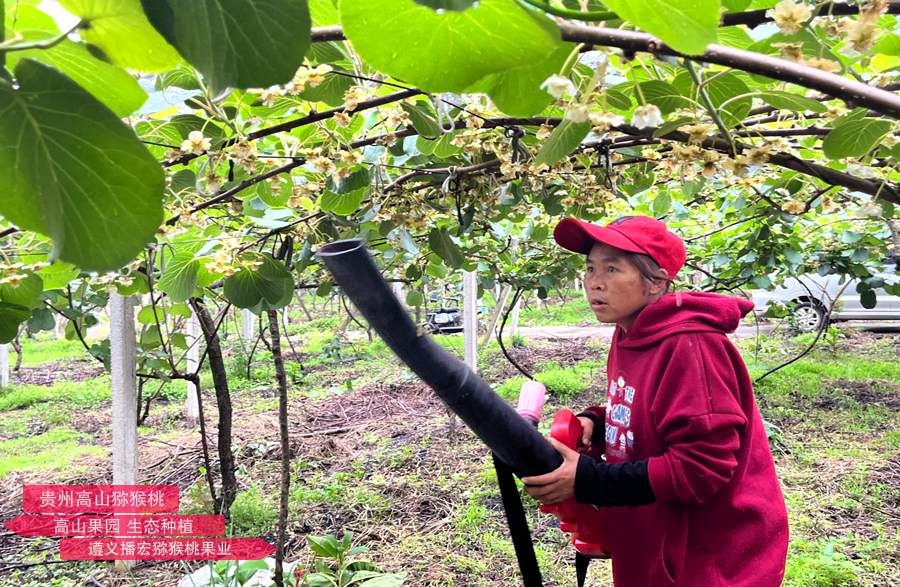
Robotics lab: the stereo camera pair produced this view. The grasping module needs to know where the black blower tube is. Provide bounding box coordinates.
[317,239,562,478]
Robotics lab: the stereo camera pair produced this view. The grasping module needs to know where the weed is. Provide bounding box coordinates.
[18,335,87,367]
[0,428,106,479]
[785,538,859,587]
[230,484,278,537]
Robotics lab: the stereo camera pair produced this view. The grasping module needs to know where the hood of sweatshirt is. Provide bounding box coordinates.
[617,291,754,349]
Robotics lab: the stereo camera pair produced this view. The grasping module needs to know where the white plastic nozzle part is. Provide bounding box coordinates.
[516,379,547,423]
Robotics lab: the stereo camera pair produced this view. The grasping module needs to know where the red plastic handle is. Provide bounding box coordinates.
[541,409,611,558]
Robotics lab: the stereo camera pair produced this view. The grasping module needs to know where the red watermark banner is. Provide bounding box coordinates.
[60,538,275,560]
[22,485,179,514]
[5,515,225,537]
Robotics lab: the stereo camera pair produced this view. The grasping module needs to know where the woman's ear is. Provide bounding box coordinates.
[650,268,669,296]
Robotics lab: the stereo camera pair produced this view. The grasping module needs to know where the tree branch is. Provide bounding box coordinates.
[163,89,421,168]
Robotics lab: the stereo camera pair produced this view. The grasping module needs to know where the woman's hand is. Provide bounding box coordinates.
[521,438,581,505]
[577,416,595,449]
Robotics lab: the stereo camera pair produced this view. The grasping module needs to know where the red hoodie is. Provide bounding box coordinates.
[583,291,788,587]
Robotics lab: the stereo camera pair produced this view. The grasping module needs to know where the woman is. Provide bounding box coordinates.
[522,215,788,587]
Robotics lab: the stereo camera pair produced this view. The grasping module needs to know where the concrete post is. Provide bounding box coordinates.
[509,294,522,337]
[463,271,477,373]
[0,344,8,388]
[185,311,200,422]
[242,309,254,340]
[109,293,137,571]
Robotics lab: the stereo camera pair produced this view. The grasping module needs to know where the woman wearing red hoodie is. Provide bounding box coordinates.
[522,216,789,587]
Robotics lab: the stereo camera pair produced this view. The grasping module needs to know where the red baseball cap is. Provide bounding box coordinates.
[553,215,686,279]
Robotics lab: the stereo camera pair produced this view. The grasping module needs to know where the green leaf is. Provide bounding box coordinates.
[600,0,719,55]
[874,33,900,56]
[171,169,197,194]
[758,91,827,114]
[298,68,354,107]
[533,119,590,167]
[0,59,165,271]
[169,303,192,318]
[28,307,56,334]
[256,180,290,208]
[223,255,294,310]
[143,0,311,90]
[58,0,181,72]
[860,289,876,309]
[401,102,442,138]
[717,25,753,49]
[636,80,690,115]
[319,189,366,216]
[704,72,753,128]
[604,87,633,111]
[652,191,671,216]
[341,0,561,92]
[466,43,574,117]
[358,573,408,586]
[5,4,147,116]
[652,116,693,138]
[405,290,424,306]
[319,168,370,215]
[310,0,339,25]
[822,118,893,160]
[157,251,200,303]
[37,262,80,291]
[0,302,30,343]
[137,305,161,325]
[723,0,751,10]
[307,535,340,558]
[0,271,43,309]
[428,228,465,268]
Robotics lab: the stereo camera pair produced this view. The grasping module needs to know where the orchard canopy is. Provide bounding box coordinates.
[2,0,900,352]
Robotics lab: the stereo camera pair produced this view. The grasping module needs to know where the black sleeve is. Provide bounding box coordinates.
[575,411,606,445]
[573,455,656,507]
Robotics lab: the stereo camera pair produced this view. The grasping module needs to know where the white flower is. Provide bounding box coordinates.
[565,104,591,124]
[858,201,882,217]
[766,0,812,36]
[181,131,211,155]
[846,163,877,179]
[589,111,624,133]
[541,74,576,99]
[781,200,806,215]
[631,104,664,129]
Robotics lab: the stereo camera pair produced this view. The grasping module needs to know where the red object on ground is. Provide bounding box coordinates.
[4,514,225,537]
[22,485,179,514]
[539,409,610,557]
[60,537,275,560]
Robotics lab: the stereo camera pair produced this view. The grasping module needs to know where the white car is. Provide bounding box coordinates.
[751,258,900,332]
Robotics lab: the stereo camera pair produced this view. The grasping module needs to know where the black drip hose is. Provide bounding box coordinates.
[497,287,533,380]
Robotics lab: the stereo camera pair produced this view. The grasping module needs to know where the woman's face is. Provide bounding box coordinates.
[583,243,664,331]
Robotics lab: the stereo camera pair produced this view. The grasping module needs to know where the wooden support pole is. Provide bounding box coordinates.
[463,271,478,373]
[481,285,511,346]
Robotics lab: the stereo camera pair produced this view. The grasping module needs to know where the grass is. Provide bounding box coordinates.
[0,376,111,411]
[519,291,595,327]
[495,359,602,400]
[17,335,88,367]
[0,428,106,479]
